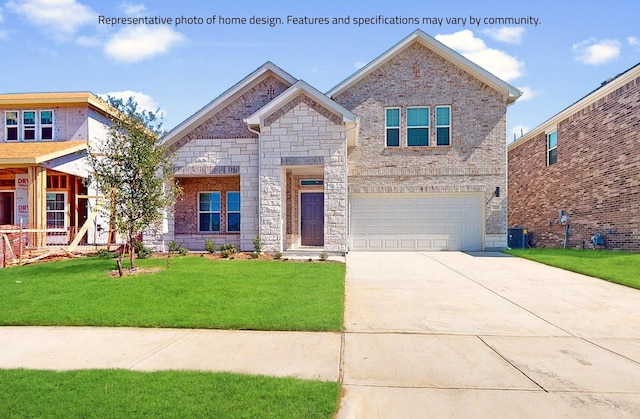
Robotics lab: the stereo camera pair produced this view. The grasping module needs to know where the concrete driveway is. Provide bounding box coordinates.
[337,252,640,418]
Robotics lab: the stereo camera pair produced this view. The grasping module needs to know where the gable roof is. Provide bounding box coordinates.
[509,61,640,152]
[245,80,360,146]
[327,29,522,105]
[161,62,297,147]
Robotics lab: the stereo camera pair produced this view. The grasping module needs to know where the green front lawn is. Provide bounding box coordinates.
[0,256,345,331]
[504,248,640,289]
[0,369,340,419]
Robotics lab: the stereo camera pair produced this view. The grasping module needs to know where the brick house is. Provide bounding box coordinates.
[157,30,521,253]
[0,92,113,247]
[508,62,640,250]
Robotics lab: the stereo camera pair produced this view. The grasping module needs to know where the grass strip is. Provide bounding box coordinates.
[0,369,340,419]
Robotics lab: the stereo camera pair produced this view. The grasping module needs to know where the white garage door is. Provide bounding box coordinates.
[350,194,483,251]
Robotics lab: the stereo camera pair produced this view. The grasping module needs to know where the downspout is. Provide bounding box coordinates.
[247,123,261,250]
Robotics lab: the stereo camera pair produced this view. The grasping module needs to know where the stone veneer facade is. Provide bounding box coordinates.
[258,95,348,252]
[332,43,508,249]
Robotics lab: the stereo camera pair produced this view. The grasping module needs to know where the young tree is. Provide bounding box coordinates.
[88,96,180,272]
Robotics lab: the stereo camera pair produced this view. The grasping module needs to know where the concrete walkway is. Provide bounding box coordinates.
[0,327,341,381]
[2,251,640,418]
[337,252,640,418]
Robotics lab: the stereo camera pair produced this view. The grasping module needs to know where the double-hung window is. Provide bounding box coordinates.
[40,110,54,140]
[227,192,241,232]
[23,111,36,141]
[385,108,400,147]
[199,192,221,232]
[5,111,18,141]
[407,107,429,146]
[547,131,558,165]
[46,192,66,229]
[435,106,451,146]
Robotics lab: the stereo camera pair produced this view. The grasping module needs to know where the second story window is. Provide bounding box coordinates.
[547,131,557,165]
[5,111,18,141]
[385,108,400,147]
[3,110,54,142]
[406,107,429,146]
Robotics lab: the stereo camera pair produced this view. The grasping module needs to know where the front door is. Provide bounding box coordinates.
[301,192,324,246]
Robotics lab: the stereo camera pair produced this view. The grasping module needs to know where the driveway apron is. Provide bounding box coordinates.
[336,251,640,418]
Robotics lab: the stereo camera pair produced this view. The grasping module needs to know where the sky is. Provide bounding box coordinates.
[1,0,639,142]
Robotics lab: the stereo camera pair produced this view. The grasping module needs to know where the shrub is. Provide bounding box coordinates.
[220,249,231,259]
[219,243,237,254]
[137,246,153,259]
[253,236,262,254]
[178,246,189,256]
[167,241,179,252]
[274,251,282,260]
[319,252,328,262]
[250,252,259,259]
[204,238,216,254]
[96,249,116,259]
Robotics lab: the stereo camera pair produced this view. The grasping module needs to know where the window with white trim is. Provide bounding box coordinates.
[547,131,557,165]
[199,192,221,232]
[385,108,400,147]
[406,107,429,146]
[5,111,18,141]
[227,192,241,232]
[435,106,451,146]
[46,192,67,229]
[3,110,54,142]
[40,110,54,140]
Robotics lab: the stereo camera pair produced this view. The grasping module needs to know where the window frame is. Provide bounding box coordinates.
[22,110,37,141]
[547,131,558,166]
[198,191,221,232]
[46,191,67,230]
[406,106,430,147]
[226,191,241,232]
[5,111,19,141]
[40,110,54,141]
[385,107,401,147]
[435,106,451,146]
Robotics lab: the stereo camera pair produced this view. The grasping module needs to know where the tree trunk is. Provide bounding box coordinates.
[116,257,123,277]
[129,234,136,270]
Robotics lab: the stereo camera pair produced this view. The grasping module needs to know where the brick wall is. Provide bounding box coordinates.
[333,42,508,241]
[508,75,640,250]
[173,176,241,250]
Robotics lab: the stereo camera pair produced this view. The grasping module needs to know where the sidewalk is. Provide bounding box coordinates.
[0,326,342,382]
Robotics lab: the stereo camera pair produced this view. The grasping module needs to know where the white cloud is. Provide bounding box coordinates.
[119,2,146,16]
[6,0,94,38]
[0,31,8,41]
[99,91,162,116]
[511,125,530,142]
[516,86,538,102]
[0,8,4,23]
[482,27,526,45]
[572,38,621,65]
[436,30,524,82]
[104,26,184,63]
[628,36,640,48]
